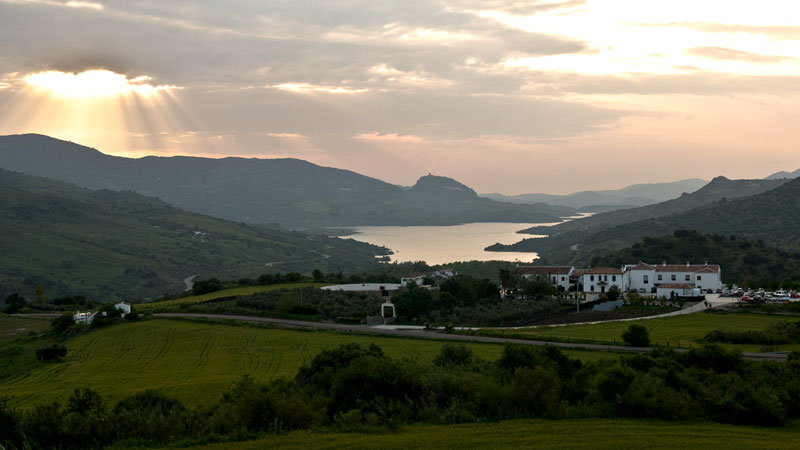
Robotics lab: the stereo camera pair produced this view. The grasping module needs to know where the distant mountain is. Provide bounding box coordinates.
[486,176,795,264]
[481,178,708,210]
[0,134,571,228]
[591,230,800,285]
[765,168,800,180]
[0,169,388,300]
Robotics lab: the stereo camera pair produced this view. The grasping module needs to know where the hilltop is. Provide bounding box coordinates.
[0,134,571,228]
[0,169,387,300]
[488,176,799,264]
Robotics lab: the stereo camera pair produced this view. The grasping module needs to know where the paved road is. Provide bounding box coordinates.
[153,313,787,362]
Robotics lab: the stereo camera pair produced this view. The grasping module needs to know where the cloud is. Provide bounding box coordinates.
[686,46,794,63]
[643,22,800,40]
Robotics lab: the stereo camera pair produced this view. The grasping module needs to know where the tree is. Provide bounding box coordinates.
[607,285,621,301]
[622,324,650,347]
[36,344,67,361]
[312,269,325,283]
[34,284,46,303]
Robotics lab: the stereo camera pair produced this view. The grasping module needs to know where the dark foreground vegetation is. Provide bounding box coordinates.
[2,342,799,449]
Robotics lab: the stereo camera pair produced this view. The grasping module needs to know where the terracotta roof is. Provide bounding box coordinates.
[657,283,695,289]
[516,266,573,275]
[403,272,426,278]
[654,264,720,273]
[581,267,623,275]
[627,262,655,271]
[571,269,590,277]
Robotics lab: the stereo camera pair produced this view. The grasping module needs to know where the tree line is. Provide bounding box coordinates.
[3,342,799,449]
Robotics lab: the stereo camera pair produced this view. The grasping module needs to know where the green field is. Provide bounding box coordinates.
[0,315,50,346]
[167,418,800,450]
[134,283,330,310]
[482,310,800,352]
[0,318,620,410]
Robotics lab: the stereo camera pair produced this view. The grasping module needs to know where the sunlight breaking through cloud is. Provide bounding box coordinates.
[24,70,174,98]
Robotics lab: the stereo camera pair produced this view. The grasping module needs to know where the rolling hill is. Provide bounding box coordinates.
[0,134,571,228]
[488,176,799,264]
[0,169,388,301]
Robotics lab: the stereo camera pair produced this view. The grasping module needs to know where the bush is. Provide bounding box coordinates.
[433,344,473,367]
[51,313,75,333]
[36,344,67,361]
[622,324,650,347]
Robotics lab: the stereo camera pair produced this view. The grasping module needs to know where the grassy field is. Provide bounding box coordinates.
[481,310,800,352]
[0,318,619,410]
[160,418,800,450]
[134,283,330,310]
[0,315,50,346]
[0,318,608,410]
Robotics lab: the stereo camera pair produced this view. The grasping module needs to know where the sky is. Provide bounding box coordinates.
[1,0,799,194]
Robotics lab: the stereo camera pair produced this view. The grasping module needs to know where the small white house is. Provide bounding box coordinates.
[73,311,95,325]
[431,268,456,279]
[516,266,574,292]
[400,272,427,286]
[115,302,131,318]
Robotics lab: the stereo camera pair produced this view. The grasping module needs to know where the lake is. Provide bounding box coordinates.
[339,222,556,265]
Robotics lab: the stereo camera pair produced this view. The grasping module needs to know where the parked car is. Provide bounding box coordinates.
[741,295,753,302]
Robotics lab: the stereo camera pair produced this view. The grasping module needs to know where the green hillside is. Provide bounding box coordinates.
[490,176,800,265]
[590,230,800,285]
[0,169,386,300]
[0,318,511,410]
[0,134,571,228]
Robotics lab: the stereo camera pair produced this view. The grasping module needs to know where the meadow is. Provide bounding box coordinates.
[0,315,49,346]
[0,317,601,411]
[480,309,800,352]
[159,418,800,450]
[134,283,329,310]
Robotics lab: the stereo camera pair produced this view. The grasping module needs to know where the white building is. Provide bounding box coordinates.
[115,302,131,318]
[400,272,427,286]
[516,266,574,292]
[73,311,95,325]
[580,267,624,294]
[624,261,722,294]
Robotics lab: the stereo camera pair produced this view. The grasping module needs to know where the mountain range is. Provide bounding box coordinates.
[487,176,799,264]
[0,134,570,228]
[0,169,388,300]
[481,178,708,210]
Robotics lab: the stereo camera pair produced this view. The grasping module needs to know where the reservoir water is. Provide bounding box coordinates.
[340,222,555,265]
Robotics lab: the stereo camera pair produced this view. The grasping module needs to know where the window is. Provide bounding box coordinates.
[671,274,676,281]
[658,274,663,281]
[697,275,702,281]
[685,275,690,281]
[590,275,594,281]
[643,275,649,284]
[590,285,594,291]
[561,276,565,281]
[604,275,608,281]
[612,275,616,282]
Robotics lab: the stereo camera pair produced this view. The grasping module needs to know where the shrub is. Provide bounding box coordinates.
[511,367,562,416]
[51,313,75,333]
[433,344,473,367]
[36,344,67,361]
[622,324,650,347]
